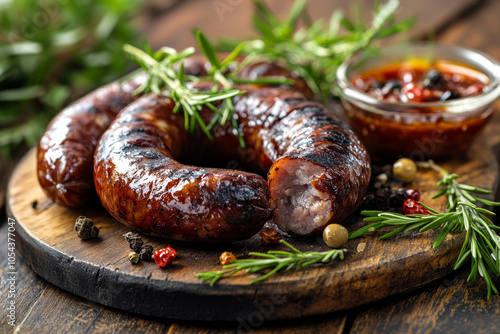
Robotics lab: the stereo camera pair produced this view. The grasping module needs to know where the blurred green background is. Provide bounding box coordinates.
[0,0,152,160]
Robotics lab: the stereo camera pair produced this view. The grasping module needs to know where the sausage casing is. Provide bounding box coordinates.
[94,95,271,242]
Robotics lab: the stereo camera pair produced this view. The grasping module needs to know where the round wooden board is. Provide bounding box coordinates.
[7,147,498,321]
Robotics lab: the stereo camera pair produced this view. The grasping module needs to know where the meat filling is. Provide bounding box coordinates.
[270,159,332,235]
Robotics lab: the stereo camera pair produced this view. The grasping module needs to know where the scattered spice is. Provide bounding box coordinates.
[259,227,282,245]
[323,224,349,248]
[139,245,154,262]
[125,232,144,252]
[406,189,421,201]
[129,238,144,253]
[74,216,99,240]
[128,251,140,264]
[356,242,366,252]
[402,198,430,215]
[154,246,177,268]
[389,189,407,208]
[219,251,237,265]
[393,158,417,183]
[361,164,425,213]
[125,231,140,243]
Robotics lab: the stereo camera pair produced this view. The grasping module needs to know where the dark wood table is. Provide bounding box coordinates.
[2,0,500,332]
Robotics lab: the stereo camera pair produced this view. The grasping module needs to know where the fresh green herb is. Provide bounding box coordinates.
[0,0,141,159]
[350,160,500,300]
[124,31,293,145]
[196,240,346,286]
[218,0,414,103]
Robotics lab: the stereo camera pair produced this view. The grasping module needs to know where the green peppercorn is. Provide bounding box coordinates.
[323,224,349,248]
[393,158,417,183]
[128,252,140,264]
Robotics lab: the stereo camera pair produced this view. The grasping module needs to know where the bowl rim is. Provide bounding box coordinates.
[336,42,500,116]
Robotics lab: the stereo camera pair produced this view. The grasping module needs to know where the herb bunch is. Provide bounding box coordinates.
[125,31,292,145]
[196,240,346,286]
[0,0,141,159]
[350,161,500,300]
[219,0,414,102]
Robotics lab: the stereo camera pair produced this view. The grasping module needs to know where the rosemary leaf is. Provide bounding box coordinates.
[196,240,346,286]
[350,160,500,300]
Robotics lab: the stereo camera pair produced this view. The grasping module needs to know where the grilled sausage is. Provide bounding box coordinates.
[204,63,371,235]
[93,95,271,242]
[36,62,208,208]
[94,62,369,240]
[37,75,146,207]
[265,103,371,235]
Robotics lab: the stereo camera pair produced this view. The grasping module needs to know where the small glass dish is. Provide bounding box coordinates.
[336,43,500,161]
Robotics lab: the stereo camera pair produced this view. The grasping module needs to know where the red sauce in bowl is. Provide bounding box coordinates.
[352,60,488,103]
[341,60,494,161]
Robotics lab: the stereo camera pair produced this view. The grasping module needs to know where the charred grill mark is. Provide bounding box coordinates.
[291,137,314,149]
[109,96,126,111]
[304,114,348,128]
[118,127,148,138]
[120,137,161,151]
[141,150,164,159]
[85,106,101,114]
[117,117,144,125]
[293,105,325,115]
[290,151,341,168]
[213,182,261,207]
[167,169,208,180]
[320,131,351,145]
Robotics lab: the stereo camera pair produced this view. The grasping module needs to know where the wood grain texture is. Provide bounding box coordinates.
[0,222,48,332]
[168,314,347,334]
[3,0,500,332]
[350,269,500,334]
[13,284,173,334]
[6,142,498,321]
[145,0,479,51]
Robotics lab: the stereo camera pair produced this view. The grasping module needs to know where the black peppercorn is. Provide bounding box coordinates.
[75,216,99,240]
[125,231,140,243]
[361,193,377,210]
[129,238,144,253]
[389,189,408,208]
[139,245,154,261]
[374,188,391,210]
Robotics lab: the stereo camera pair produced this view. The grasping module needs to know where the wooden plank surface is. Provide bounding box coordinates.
[9,147,498,321]
[350,269,500,334]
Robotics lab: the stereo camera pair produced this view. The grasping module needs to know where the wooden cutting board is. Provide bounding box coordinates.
[7,145,498,322]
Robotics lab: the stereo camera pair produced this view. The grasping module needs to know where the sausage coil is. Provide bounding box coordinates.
[94,63,370,241]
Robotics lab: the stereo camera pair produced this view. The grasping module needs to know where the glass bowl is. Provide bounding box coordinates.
[336,43,500,161]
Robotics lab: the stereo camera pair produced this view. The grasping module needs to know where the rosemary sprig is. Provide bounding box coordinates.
[196,240,346,286]
[123,41,239,140]
[218,0,414,102]
[350,160,500,300]
[124,31,292,145]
